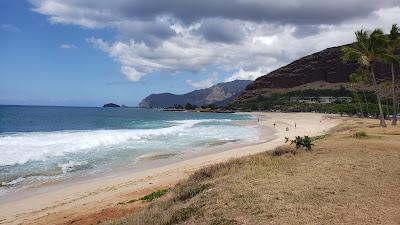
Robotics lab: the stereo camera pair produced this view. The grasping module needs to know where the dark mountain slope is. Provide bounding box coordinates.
[237,45,399,101]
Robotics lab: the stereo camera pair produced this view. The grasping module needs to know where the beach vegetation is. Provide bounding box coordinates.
[184,103,197,110]
[285,136,314,151]
[349,67,371,117]
[200,104,218,110]
[173,104,184,109]
[349,69,366,116]
[382,24,400,125]
[227,88,394,116]
[342,28,389,127]
[353,131,368,139]
[117,188,170,205]
[139,189,170,202]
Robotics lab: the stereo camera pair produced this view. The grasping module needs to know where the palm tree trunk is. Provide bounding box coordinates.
[362,89,369,117]
[391,62,397,125]
[354,90,363,117]
[386,99,389,117]
[369,64,387,127]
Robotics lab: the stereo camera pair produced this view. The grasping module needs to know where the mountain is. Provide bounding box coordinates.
[236,44,399,102]
[139,80,252,108]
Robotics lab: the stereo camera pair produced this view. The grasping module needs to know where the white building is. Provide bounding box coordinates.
[290,96,352,104]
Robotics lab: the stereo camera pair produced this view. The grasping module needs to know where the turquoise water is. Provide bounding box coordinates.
[0,105,258,193]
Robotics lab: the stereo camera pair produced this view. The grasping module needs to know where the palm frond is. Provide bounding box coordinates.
[349,67,370,85]
[341,46,362,61]
[370,29,388,54]
[359,55,370,67]
[380,53,400,64]
[389,24,399,41]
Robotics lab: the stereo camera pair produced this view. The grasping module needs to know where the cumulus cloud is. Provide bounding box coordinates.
[186,73,218,89]
[30,0,400,82]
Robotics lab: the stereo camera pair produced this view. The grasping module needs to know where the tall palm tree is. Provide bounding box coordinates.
[342,29,388,127]
[349,67,370,117]
[349,73,364,117]
[381,24,400,125]
[357,68,371,117]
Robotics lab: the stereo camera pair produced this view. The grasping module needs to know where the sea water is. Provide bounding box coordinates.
[0,105,258,195]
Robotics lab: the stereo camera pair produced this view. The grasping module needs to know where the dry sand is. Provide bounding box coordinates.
[0,113,341,225]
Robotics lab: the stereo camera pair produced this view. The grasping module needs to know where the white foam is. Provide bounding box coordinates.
[0,119,219,166]
[58,161,89,174]
[0,120,196,166]
[1,177,26,186]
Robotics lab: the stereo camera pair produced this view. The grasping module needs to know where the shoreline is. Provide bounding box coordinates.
[0,117,270,203]
[0,112,341,225]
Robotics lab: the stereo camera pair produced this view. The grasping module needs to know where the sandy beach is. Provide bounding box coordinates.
[0,112,341,225]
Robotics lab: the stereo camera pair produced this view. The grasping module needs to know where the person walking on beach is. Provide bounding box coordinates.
[273,122,276,127]
[295,123,297,129]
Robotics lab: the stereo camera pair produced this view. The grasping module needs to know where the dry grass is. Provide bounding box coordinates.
[104,119,400,225]
[268,145,297,156]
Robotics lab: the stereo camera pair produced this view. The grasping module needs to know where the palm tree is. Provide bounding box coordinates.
[342,29,388,127]
[349,73,364,117]
[349,67,370,117]
[357,68,371,117]
[383,81,392,118]
[381,24,400,125]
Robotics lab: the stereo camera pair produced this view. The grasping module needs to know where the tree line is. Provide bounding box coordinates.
[342,24,400,127]
[171,103,220,110]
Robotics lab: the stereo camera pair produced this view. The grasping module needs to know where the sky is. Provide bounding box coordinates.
[0,0,399,106]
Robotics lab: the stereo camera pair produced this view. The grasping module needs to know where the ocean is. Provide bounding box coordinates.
[0,105,258,195]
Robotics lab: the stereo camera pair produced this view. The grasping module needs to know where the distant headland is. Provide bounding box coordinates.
[103,103,120,107]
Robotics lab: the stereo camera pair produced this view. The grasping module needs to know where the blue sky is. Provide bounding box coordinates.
[0,1,230,106]
[1,0,399,106]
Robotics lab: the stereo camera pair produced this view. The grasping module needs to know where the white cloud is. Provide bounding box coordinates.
[1,24,20,32]
[60,43,76,49]
[92,8,400,82]
[186,73,218,89]
[30,0,400,82]
[225,69,265,82]
[120,66,144,81]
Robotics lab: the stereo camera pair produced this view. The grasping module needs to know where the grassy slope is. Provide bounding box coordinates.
[105,119,400,225]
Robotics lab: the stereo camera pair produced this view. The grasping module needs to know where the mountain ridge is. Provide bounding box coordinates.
[139,80,251,108]
[236,44,399,102]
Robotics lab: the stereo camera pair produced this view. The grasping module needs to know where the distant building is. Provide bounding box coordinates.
[290,97,318,103]
[290,96,352,104]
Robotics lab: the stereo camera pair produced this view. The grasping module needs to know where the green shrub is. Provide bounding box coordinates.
[285,136,314,151]
[353,131,368,139]
[118,188,170,205]
[139,189,170,202]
